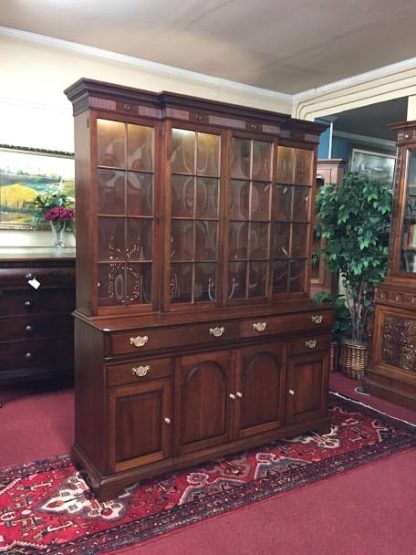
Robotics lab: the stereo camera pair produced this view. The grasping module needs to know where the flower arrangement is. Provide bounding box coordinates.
[44,206,75,222]
[32,192,75,229]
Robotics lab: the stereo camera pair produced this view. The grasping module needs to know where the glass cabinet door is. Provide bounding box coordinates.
[96,119,155,307]
[400,149,416,273]
[272,146,313,294]
[169,128,221,304]
[227,138,273,301]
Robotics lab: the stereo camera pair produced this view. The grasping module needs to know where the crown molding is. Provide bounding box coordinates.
[0,26,292,103]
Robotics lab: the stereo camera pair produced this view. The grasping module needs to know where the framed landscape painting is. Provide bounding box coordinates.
[0,145,75,230]
[350,148,396,185]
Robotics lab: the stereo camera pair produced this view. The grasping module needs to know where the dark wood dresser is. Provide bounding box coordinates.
[0,250,75,384]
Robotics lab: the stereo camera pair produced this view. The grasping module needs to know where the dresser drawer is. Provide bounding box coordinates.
[0,266,75,289]
[0,338,73,372]
[0,314,73,341]
[0,288,75,316]
[289,335,331,355]
[240,311,333,338]
[109,320,240,356]
[107,357,171,386]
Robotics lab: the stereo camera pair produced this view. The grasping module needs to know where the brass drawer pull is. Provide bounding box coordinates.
[311,314,323,324]
[164,417,172,425]
[253,322,267,332]
[209,326,224,337]
[132,365,150,377]
[305,339,317,349]
[129,335,149,348]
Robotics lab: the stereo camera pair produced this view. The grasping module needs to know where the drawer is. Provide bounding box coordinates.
[240,310,333,338]
[107,357,171,386]
[109,320,240,356]
[0,338,73,372]
[0,266,75,289]
[0,314,73,341]
[289,335,331,355]
[0,288,75,316]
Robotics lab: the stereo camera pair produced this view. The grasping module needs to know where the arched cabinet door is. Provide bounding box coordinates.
[236,342,285,438]
[175,350,234,455]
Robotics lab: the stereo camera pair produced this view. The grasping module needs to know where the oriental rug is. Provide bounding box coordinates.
[1,392,415,555]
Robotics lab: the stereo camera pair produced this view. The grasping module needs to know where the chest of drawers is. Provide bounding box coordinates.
[0,252,75,383]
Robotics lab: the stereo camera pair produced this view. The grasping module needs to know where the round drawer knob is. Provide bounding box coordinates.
[24,300,32,308]
[25,325,34,333]
[164,417,172,425]
[25,352,33,360]
[288,389,295,396]
[229,393,236,400]
[236,391,243,398]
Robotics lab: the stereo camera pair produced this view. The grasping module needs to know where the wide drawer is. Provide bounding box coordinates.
[0,338,73,372]
[0,314,73,341]
[240,310,333,338]
[0,288,75,316]
[0,266,75,289]
[109,320,240,356]
[107,357,171,386]
[289,334,331,355]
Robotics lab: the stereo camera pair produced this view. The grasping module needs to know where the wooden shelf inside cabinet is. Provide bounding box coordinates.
[65,78,330,500]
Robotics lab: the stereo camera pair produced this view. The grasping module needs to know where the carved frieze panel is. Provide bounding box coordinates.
[382,315,416,372]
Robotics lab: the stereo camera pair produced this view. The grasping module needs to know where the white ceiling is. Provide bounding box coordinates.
[2,0,416,95]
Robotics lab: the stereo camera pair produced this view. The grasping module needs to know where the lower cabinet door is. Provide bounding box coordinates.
[286,351,329,425]
[108,378,172,473]
[236,342,285,438]
[175,350,234,455]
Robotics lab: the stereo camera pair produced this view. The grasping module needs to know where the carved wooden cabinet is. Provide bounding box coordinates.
[66,78,332,500]
[0,252,75,383]
[365,121,416,409]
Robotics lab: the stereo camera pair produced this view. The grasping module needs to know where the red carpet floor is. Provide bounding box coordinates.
[1,373,415,554]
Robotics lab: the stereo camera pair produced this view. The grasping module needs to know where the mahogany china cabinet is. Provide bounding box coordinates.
[365,121,416,409]
[65,78,332,500]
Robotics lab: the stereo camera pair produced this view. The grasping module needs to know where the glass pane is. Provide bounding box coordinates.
[171,220,194,260]
[171,175,194,217]
[97,262,125,305]
[127,124,153,171]
[196,178,219,218]
[229,180,250,220]
[251,182,271,221]
[276,146,294,183]
[272,185,292,221]
[127,172,153,216]
[252,141,272,181]
[197,133,220,176]
[272,223,290,258]
[170,263,192,303]
[227,261,247,300]
[97,119,125,168]
[289,259,306,292]
[229,221,249,260]
[292,223,308,257]
[97,217,125,260]
[171,129,195,174]
[97,169,125,214]
[250,222,269,259]
[195,263,217,302]
[401,150,416,272]
[195,220,218,261]
[248,261,268,297]
[294,148,313,185]
[231,138,250,179]
[126,219,152,260]
[292,186,311,222]
[272,259,288,293]
[126,262,152,304]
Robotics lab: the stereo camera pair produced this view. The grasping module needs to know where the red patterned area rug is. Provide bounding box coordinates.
[1,392,415,555]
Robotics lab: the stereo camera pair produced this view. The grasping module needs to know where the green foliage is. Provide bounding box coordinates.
[315,172,392,344]
[31,191,75,229]
[312,291,352,338]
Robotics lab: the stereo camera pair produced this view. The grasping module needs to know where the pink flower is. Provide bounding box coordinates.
[44,207,75,222]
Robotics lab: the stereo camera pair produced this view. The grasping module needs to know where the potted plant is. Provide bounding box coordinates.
[315,172,392,378]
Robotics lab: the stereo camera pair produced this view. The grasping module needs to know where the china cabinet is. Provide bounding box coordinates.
[0,251,75,384]
[364,121,416,409]
[65,78,332,500]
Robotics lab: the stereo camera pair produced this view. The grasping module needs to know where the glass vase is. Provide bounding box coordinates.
[50,220,67,249]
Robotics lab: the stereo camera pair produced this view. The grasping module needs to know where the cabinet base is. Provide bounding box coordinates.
[362,370,416,411]
[72,416,331,501]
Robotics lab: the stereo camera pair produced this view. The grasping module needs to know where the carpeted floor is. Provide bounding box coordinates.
[1,389,415,555]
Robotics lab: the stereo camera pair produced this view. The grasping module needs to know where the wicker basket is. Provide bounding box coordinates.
[339,339,368,379]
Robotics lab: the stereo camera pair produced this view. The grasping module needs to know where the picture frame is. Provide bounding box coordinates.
[0,145,75,230]
[350,148,396,185]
